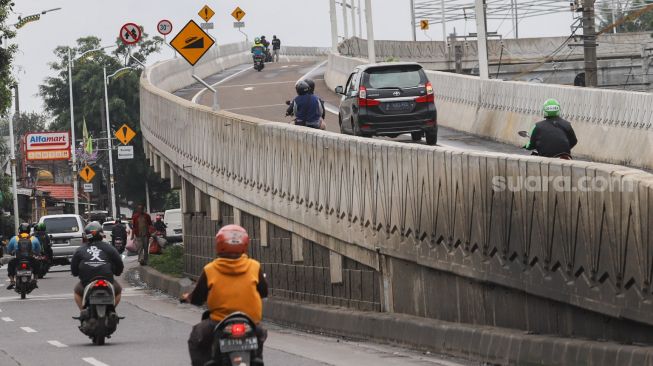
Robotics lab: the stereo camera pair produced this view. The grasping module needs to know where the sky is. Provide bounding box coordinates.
[9,0,574,115]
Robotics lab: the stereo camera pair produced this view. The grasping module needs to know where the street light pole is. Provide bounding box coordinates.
[329,0,339,53]
[341,1,349,39]
[7,92,19,233]
[103,66,118,218]
[350,0,357,39]
[68,48,80,215]
[365,0,375,63]
[410,0,417,41]
[475,0,490,79]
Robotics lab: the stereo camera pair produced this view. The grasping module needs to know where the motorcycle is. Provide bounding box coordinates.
[253,54,265,72]
[35,254,51,279]
[15,259,37,299]
[203,311,262,366]
[518,130,573,160]
[75,277,122,345]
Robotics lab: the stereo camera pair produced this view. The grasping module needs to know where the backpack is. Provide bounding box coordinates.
[17,236,33,257]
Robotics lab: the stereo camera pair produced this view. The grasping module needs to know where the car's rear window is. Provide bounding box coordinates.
[43,217,79,234]
[365,66,424,89]
[103,223,115,232]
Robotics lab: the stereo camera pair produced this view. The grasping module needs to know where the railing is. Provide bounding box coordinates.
[140,42,653,337]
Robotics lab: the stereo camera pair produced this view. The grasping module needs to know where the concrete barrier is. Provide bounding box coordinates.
[141,43,653,351]
[325,52,653,171]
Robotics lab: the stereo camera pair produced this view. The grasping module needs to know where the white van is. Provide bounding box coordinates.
[164,208,182,243]
[38,214,85,264]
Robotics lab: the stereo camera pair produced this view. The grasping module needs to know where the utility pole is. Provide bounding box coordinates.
[350,0,357,39]
[68,48,80,215]
[8,91,19,233]
[475,0,490,79]
[365,0,376,63]
[341,0,349,39]
[12,84,19,114]
[441,0,447,42]
[612,0,618,34]
[583,0,598,87]
[330,0,339,53]
[410,0,417,41]
[512,0,520,38]
[103,66,117,219]
[357,0,363,37]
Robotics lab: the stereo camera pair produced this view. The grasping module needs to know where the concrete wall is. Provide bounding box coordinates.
[141,43,653,345]
[325,53,653,171]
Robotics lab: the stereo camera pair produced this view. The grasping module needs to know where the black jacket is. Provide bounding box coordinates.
[525,117,578,157]
[272,38,281,50]
[111,224,127,244]
[71,241,124,286]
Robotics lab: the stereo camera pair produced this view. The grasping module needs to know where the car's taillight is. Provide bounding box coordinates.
[358,86,380,107]
[416,82,435,103]
[94,280,108,287]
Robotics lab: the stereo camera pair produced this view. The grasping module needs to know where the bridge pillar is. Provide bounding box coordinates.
[153,154,161,174]
[329,251,343,284]
[159,159,169,180]
[291,234,304,263]
[233,207,241,226]
[169,168,181,190]
[194,187,207,215]
[181,179,194,214]
[259,219,268,247]
[210,197,221,222]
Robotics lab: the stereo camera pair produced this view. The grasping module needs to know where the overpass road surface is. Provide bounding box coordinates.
[0,258,473,366]
[178,60,525,155]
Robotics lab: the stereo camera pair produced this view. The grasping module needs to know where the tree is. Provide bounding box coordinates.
[597,0,653,33]
[39,32,171,210]
[0,111,47,139]
[0,0,16,117]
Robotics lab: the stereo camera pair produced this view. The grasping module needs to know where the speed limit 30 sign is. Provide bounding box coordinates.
[157,19,173,36]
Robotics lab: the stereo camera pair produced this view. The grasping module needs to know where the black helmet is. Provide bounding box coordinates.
[83,221,104,242]
[18,223,30,234]
[304,78,316,94]
[295,80,310,96]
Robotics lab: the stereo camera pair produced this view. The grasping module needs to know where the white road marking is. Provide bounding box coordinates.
[191,66,253,104]
[20,326,37,333]
[48,340,68,348]
[324,102,340,115]
[83,357,110,366]
[2,317,14,322]
[243,87,254,91]
[282,65,289,68]
[298,60,328,82]
[218,80,296,89]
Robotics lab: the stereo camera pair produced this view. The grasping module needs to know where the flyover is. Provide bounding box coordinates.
[141,41,653,365]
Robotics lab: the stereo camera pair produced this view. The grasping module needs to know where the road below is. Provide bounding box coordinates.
[179,60,527,155]
[0,256,474,366]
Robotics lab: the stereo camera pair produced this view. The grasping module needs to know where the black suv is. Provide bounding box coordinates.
[335,63,437,145]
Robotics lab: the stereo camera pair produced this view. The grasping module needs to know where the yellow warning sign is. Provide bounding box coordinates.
[170,20,216,66]
[420,20,429,30]
[80,165,96,183]
[231,7,246,21]
[114,124,137,145]
[198,5,215,22]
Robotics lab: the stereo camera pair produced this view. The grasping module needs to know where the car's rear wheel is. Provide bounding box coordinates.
[411,132,423,142]
[425,128,438,146]
[352,119,363,137]
[339,116,347,134]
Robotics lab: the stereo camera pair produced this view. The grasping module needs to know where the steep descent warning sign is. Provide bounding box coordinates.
[79,165,96,183]
[114,124,137,145]
[170,20,215,66]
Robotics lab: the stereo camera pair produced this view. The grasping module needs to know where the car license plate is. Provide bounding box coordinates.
[384,101,412,112]
[219,337,258,353]
[174,229,182,234]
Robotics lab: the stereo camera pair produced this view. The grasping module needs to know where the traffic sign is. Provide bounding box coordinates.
[170,20,216,66]
[117,145,134,160]
[114,124,137,145]
[157,19,173,36]
[83,183,94,193]
[198,5,216,22]
[420,20,429,30]
[201,23,214,30]
[231,7,246,21]
[80,165,96,183]
[120,23,142,45]
[233,22,245,29]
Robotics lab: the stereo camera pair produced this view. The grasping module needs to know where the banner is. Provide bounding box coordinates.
[24,131,71,161]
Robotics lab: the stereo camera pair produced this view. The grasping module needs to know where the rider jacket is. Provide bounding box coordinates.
[111,223,128,244]
[525,117,578,158]
[7,235,41,257]
[251,43,265,56]
[189,255,268,324]
[288,94,323,126]
[71,241,124,286]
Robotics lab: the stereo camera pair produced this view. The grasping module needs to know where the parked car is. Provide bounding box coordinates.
[164,208,182,243]
[38,214,85,265]
[335,62,437,145]
[102,220,116,242]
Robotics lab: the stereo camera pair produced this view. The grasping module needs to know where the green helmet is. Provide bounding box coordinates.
[254,37,261,44]
[36,223,46,231]
[542,99,561,118]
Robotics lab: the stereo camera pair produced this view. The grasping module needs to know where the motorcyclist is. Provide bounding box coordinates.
[181,225,268,366]
[153,215,167,233]
[305,78,326,121]
[110,218,128,253]
[33,223,52,262]
[6,223,41,290]
[286,80,324,129]
[524,99,578,158]
[260,35,270,50]
[251,37,265,63]
[71,222,124,311]
[260,35,271,62]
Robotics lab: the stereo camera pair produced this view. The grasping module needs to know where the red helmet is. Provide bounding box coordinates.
[215,225,249,256]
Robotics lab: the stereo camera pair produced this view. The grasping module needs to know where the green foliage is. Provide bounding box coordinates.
[0,111,47,139]
[598,0,653,33]
[149,245,185,278]
[39,33,172,207]
[0,0,16,118]
[163,191,180,211]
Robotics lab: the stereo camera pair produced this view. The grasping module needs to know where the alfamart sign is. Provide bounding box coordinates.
[24,132,71,161]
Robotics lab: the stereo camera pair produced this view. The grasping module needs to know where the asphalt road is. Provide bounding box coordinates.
[179,60,526,155]
[0,257,474,366]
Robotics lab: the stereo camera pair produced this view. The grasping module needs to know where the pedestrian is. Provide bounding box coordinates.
[272,35,281,62]
[131,204,153,266]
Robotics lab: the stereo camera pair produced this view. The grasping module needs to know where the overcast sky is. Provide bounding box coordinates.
[10,0,574,114]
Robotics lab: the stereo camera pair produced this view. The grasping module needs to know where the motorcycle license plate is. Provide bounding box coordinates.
[89,293,114,305]
[219,337,258,353]
[17,271,32,276]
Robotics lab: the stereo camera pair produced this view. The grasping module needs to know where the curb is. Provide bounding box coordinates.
[137,266,653,366]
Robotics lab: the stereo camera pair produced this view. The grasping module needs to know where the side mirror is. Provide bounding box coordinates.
[285,100,291,105]
[335,86,344,95]
[518,130,530,138]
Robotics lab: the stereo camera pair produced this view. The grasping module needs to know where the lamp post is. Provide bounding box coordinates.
[7,92,19,233]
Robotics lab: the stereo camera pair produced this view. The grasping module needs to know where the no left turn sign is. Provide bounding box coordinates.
[157,19,173,36]
[120,23,142,45]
